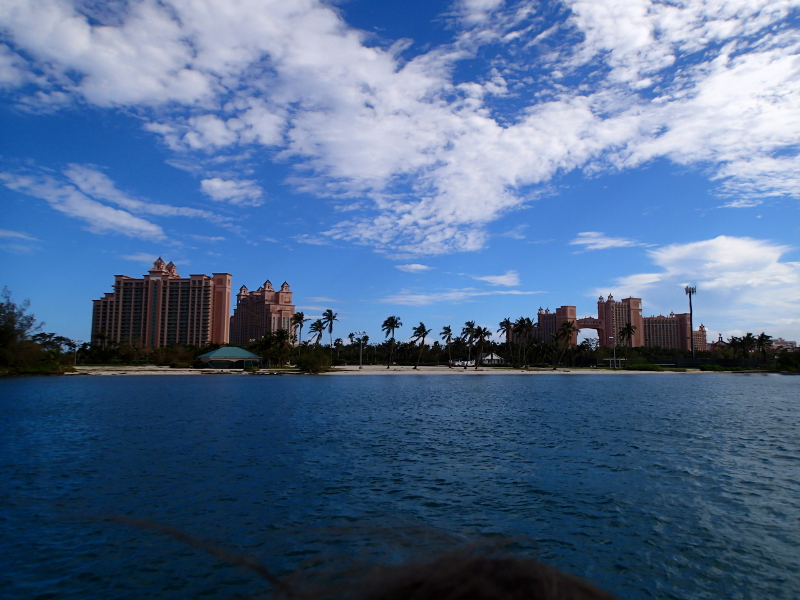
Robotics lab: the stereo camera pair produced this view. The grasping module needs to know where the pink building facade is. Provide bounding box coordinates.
[508,295,707,351]
[229,280,296,346]
[91,258,232,348]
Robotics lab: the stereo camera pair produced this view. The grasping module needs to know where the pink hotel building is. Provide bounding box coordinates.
[91,258,295,348]
[511,295,707,351]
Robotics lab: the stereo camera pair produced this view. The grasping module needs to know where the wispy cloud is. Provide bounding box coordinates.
[570,232,646,252]
[0,228,39,253]
[307,296,337,303]
[718,199,763,209]
[293,234,330,246]
[381,287,542,306]
[65,165,228,223]
[500,225,527,240]
[594,236,800,339]
[470,270,520,286]
[121,253,190,265]
[200,178,264,206]
[396,264,434,273]
[0,229,38,241]
[1,0,799,254]
[0,172,165,240]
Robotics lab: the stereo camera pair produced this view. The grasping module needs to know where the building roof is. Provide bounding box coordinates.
[199,347,261,359]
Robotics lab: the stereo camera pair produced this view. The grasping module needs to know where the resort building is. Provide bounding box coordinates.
[91,258,232,348]
[772,338,797,351]
[508,295,707,351]
[229,280,296,346]
[535,306,578,345]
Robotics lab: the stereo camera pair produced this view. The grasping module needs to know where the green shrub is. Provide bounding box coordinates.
[296,351,332,373]
[776,350,800,372]
[169,361,192,369]
[624,364,664,371]
[699,363,726,371]
[244,365,260,372]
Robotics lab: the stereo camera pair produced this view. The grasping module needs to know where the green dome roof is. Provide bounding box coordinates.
[199,347,261,359]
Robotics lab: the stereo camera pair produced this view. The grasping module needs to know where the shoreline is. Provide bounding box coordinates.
[60,364,740,376]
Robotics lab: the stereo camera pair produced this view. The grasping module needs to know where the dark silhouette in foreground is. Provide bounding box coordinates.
[106,516,617,600]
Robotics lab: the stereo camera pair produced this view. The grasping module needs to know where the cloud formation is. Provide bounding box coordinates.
[471,270,521,286]
[595,236,800,338]
[570,231,645,251]
[396,264,434,273]
[1,0,798,254]
[382,287,541,306]
[0,172,165,240]
[200,177,264,206]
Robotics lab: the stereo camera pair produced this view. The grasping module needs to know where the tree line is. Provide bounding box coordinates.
[2,288,798,373]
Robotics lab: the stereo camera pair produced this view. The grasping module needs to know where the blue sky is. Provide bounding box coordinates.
[1,0,799,344]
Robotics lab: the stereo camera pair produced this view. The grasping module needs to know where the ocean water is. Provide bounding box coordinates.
[0,373,798,599]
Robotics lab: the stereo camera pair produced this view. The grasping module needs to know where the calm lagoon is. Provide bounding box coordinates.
[1,374,798,599]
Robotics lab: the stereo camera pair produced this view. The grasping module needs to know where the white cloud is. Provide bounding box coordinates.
[121,253,160,263]
[200,177,264,206]
[0,172,164,240]
[382,287,541,306]
[293,234,330,246]
[0,228,39,253]
[594,236,800,339]
[0,229,38,241]
[396,264,434,273]
[307,296,337,303]
[1,0,799,254]
[500,225,527,240]
[570,231,646,251]
[471,270,520,286]
[64,165,227,222]
[121,253,190,265]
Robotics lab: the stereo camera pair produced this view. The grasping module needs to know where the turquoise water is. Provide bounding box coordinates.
[1,374,798,599]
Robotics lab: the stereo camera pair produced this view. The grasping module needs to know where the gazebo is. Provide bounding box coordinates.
[480,353,505,365]
[199,347,262,369]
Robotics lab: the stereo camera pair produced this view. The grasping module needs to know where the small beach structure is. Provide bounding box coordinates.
[480,353,505,365]
[199,346,262,369]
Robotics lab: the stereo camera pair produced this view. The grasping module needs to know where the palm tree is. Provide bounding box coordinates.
[727,335,742,359]
[513,317,533,368]
[440,325,453,367]
[741,332,756,358]
[497,318,513,364]
[756,332,773,363]
[381,316,402,369]
[308,319,325,346]
[555,320,578,369]
[474,326,492,369]
[273,328,293,366]
[461,320,476,368]
[411,322,433,369]
[334,338,343,360]
[321,309,338,355]
[291,312,310,344]
[618,322,636,347]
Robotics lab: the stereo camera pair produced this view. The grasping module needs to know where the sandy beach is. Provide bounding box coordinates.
[69,364,705,376]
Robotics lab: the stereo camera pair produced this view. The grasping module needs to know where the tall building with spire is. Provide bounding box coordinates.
[229,280,296,346]
[91,258,232,348]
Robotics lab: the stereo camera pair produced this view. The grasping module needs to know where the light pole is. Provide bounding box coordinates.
[685,285,697,358]
[73,340,83,366]
[609,335,616,369]
[354,331,366,370]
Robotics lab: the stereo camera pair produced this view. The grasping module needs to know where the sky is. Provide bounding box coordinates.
[1,0,799,345]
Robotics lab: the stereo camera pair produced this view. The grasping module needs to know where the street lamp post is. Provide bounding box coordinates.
[354,331,366,370]
[609,335,616,369]
[73,340,83,366]
[685,285,697,358]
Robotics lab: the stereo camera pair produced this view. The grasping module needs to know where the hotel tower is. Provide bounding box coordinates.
[91,258,232,348]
